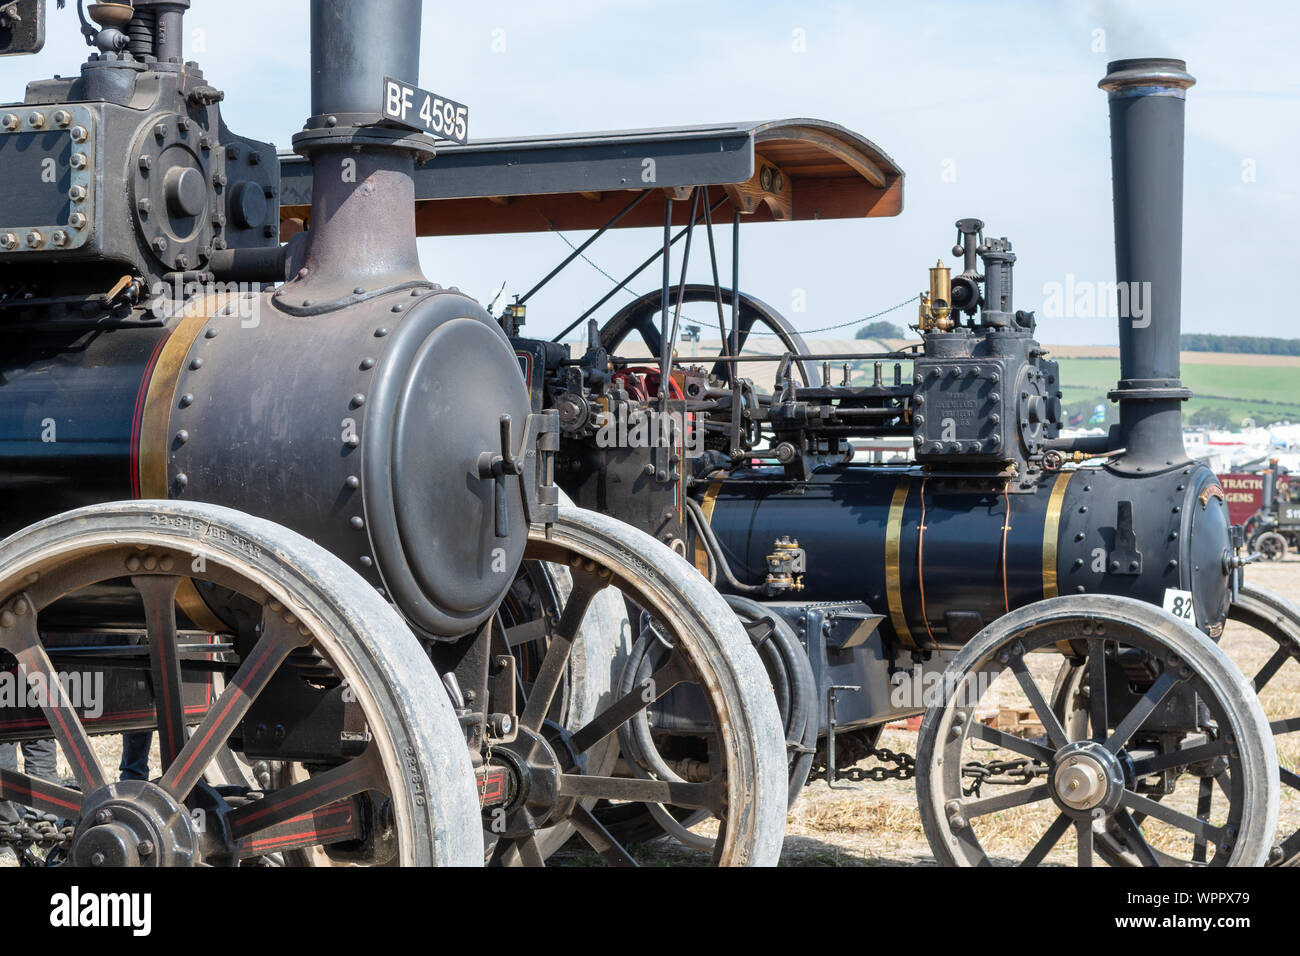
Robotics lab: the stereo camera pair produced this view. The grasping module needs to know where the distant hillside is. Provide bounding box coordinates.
[1181,333,1300,356]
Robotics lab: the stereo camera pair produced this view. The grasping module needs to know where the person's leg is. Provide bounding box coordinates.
[20,738,58,783]
[0,742,20,826]
[119,731,153,781]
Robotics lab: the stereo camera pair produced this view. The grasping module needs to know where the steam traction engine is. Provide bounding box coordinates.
[0,0,789,867]
[479,60,1294,864]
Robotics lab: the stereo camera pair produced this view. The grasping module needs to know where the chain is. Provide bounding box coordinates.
[960,758,1048,797]
[0,818,74,851]
[808,743,916,783]
[809,739,1049,793]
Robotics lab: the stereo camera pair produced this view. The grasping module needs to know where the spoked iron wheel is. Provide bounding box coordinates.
[0,501,481,867]
[492,556,630,861]
[593,594,817,852]
[484,505,786,866]
[599,284,818,389]
[917,595,1278,866]
[1050,583,1300,866]
[1256,532,1288,561]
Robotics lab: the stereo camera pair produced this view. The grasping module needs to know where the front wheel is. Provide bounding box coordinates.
[917,595,1278,867]
[0,501,482,867]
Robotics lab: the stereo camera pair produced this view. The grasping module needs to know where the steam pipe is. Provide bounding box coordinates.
[1099,57,1196,474]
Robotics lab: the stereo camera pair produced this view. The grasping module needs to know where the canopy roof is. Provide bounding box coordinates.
[277,118,904,237]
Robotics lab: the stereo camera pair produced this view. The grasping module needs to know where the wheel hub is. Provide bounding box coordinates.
[70,781,197,867]
[1049,741,1125,815]
[488,725,563,839]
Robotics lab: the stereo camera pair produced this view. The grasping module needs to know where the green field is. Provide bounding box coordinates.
[1055,358,1300,428]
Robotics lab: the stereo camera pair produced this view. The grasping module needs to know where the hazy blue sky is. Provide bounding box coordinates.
[3,1,1296,344]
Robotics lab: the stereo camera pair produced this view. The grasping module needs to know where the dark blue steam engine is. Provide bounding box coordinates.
[515,59,1298,865]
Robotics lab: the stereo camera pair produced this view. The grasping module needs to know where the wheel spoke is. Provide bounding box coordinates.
[0,598,106,792]
[0,767,84,818]
[1252,646,1290,693]
[967,721,1056,763]
[134,575,187,767]
[160,610,307,801]
[1087,642,1109,742]
[1104,670,1180,754]
[1111,809,1161,866]
[1271,716,1300,735]
[568,650,693,754]
[1010,656,1069,748]
[514,833,546,867]
[962,783,1052,818]
[1122,789,1225,843]
[518,569,605,733]
[569,803,640,866]
[1193,777,1213,864]
[1279,766,1300,792]
[1076,819,1094,866]
[558,773,723,813]
[236,798,362,859]
[1129,738,1229,777]
[1020,811,1070,866]
[227,747,385,841]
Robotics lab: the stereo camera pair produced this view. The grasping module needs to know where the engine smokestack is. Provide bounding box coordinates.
[1099,58,1196,474]
[286,0,432,307]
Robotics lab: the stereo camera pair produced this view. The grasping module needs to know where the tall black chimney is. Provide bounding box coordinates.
[1099,58,1196,474]
[285,0,433,308]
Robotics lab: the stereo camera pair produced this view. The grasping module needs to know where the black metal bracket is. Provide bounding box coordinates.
[1108,499,1143,575]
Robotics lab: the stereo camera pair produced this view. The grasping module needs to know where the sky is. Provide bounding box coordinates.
[3,0,1296,345]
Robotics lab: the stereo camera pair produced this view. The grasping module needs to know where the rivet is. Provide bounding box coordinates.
[360,357,375,370]
[126,556,142,572]
[175,429,190,444]
[359,556,373,568]
[143,555,158,571]
[375,328,389,337]
[205,327,219,338]
[175,473,188,488]
[179,393,194,408]
[391,303,404,313]
[354,287,366,295]
[350,394,366,408]
[189,357,203,370]
[350,516,365,530]
[345,476,360,489]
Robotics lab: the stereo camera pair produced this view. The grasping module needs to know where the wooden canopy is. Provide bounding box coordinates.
[277,118,904,237]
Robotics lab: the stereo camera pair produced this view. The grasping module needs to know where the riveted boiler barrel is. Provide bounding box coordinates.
[0,289,532,639]
[701,462,1232,649]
